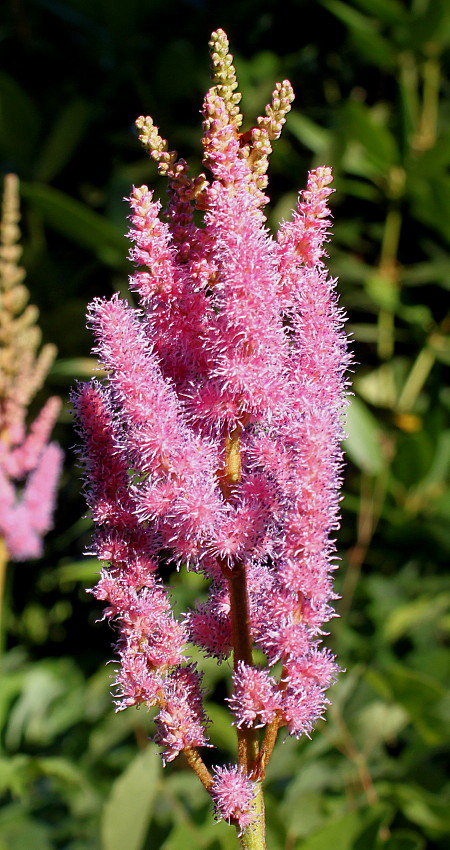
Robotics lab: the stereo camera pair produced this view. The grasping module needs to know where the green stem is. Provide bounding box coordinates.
[396,344,436,412]
[239,783,266,850]
[418,56,440,151]
[377,201,403,362]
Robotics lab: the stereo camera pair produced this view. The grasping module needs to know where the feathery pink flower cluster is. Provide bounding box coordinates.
[0,174,63,561]
[73,30,349,835]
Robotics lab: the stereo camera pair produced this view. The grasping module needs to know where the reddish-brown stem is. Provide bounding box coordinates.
[183,746,214,792]
[222,558,260,770]
[217,422,260,771]
[252,717,280,780]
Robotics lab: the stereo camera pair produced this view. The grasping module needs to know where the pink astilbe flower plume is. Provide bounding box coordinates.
[0,174,63,565]
[74,28,350,849]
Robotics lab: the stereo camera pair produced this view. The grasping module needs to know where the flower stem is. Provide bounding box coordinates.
[225,559,260,770]
[239,782,266,850]
[183,746,213,791]
[220,422,264,843]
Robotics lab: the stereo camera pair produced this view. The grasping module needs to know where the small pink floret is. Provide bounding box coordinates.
[211,765,257,830]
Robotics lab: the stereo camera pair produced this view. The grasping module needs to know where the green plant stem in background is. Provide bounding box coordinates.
[396,344,436,412]
[377,176,404,362]
[417,55,440,153]
[340,468,388,618]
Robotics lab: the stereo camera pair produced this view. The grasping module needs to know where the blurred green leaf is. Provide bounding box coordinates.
[292,806,386,849]
[408,0,450,49]
[348,0,408,26]
[41,558,99,589]
[408,174,450,244]
[383,592,450,642]
[353,699,408,749]
[344,395,385,473]
[34,98,93,183]
[341,101,399,175]
[20,183,127,267]
[0,74,41,169]
[4,660,85,749]
[0,755,33,797]
[101,746,160,850]
[0,805,52,850]
[321,0,397,66]
[286,112,331,154]
[394,784,450,835]
[382,830,425,850]
[392,430,435,488]
[382,664,448,745]
[204,702,236,753]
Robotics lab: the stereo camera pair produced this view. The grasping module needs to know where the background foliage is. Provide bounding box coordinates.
[0,0,449,848]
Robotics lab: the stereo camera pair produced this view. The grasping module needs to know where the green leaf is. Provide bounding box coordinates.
[0,755,33,797]
[89,708,153,759]
[279,786,327,838]
[321,1,397,67]
[34,98,93,183]
[286,112,331,154]
[101,746,161,850]
[382,829,425,850]
[347,0,408,26]
[353,700,408,750]
[341,101,399,174]
[204,702,236,753]
[394,784,450,835]
[42,558,100,589]
[20,182,128,268]
[0,805,52,850]
[392,431,435,488]
[383,592,450,642]
[408,0,450,49]
[344,396,385,474]
[292,806,386,850]
[4,660,85,749]
[0,73,41,169]
[384,664,448,745]
[408,174,450,245]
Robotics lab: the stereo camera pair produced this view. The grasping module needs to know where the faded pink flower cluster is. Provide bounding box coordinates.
[73,30,349,831]
[0,174,63,561]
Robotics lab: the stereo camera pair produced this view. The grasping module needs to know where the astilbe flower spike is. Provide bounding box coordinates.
[0,174,63,582]
[74,29,350,850]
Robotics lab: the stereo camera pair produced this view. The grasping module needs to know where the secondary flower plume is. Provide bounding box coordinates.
[74,28,350,845]
[0,173,63,563]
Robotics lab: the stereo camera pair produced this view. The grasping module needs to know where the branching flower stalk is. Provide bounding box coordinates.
[0,174,63,642]
[73,30,350,850]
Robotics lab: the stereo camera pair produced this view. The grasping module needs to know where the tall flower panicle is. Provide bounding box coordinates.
[74,29,350,848]
[0,174,63,563]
